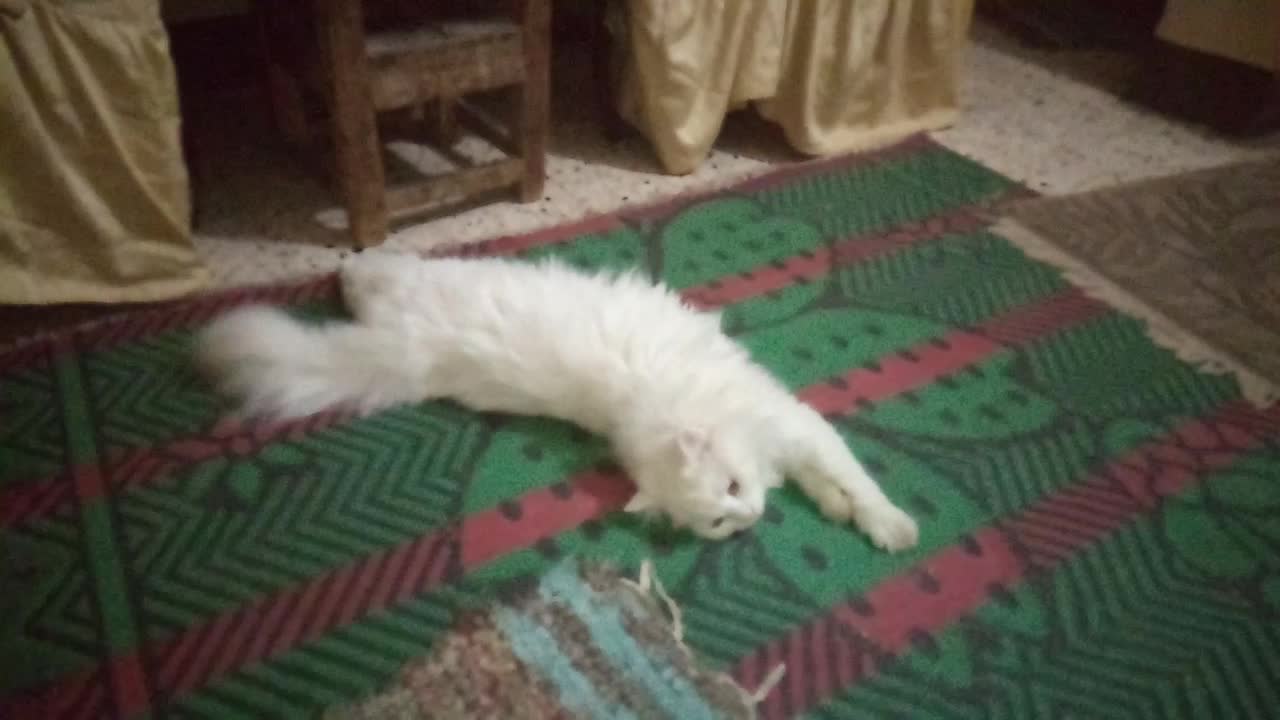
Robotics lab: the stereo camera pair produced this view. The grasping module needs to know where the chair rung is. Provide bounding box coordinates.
[365,19,519,59]
[384,158,525,216]
[367,20,525,110]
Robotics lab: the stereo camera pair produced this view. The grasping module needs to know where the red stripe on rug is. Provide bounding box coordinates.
[683,206,990,309]
[799,288,1105,415]
[1,199,1020,529]
[0,338,51,372]
[71,462,107,505]
[799,331,1000,415]
[154,530,457,696]
[0,280,1110,715]
[0,477,73,527]
[0,669,111,720]
[0,287,1098,529]
[460,471,632,568]
[977,288,1103,346]
[732,401,1280,719]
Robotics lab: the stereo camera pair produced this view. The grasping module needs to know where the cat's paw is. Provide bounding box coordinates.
[856,503,919,553]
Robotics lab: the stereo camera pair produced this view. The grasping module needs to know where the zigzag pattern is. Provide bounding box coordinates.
[897,415,1101,516]
[813,666,985,720]
[979,522,1280,719]
[84,332,224,454]
[0,363,65,487]
[10,518,102,662]
[17,140,1280,720]
[838,230,1060,319]
[107,408,355,494]
[119,405,485,636]
[676,537,825,667]
[168,587,459,719]
[1,186,1025,533]
[152,528,455,699]
[1023,313,1241,420]
[1001,408,1265,570]
[730,403,1277,719]
[5,304,1041,716]
[0,668,110,720]
[5,225,1111,712]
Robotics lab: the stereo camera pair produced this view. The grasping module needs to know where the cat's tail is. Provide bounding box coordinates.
[194,305,429,420]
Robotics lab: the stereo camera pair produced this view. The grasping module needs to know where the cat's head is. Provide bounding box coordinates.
[627,427,775,540]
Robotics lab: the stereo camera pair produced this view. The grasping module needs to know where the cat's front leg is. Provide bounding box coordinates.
[780,405,919,552]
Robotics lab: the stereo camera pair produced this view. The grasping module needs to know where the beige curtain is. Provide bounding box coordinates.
[1155,0,1277,72]
[616,0,974,175]
[0,0,208,305]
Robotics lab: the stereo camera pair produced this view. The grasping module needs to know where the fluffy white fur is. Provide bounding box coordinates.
[194,254,918,550]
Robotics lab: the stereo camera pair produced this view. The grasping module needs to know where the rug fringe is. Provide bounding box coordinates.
[625,559,786,717]
[994,218,1280,407]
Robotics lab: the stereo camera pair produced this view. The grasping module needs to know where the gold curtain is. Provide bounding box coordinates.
[0,0,208,305]
[616,0,974,175]
[1155,0,1277,72]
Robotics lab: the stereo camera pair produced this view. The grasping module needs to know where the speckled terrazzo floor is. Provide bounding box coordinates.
[191,19,1279,289]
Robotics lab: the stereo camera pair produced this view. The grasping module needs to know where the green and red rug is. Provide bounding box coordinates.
[3,135,1279,719]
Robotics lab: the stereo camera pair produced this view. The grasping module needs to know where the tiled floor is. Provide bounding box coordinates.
[192,19,1279,289]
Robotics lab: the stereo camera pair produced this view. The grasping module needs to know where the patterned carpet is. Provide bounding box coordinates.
[999,159,1280,406]
[3,136,1279,719]
[324,558,762,720]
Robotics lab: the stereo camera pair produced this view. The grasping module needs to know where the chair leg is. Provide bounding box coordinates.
[517,0,550,202]
[316,0,387,248]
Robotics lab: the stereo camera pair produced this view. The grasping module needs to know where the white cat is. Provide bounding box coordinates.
[194,253,918,550]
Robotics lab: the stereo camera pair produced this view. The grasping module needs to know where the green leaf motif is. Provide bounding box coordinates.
[662,198,828,326]
[466,417,608,514]
[1162,454,1280,584]
[1163,502,1257,578]
[742,308,941,390]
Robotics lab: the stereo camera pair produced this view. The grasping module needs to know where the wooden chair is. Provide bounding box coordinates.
[258,0,549,248]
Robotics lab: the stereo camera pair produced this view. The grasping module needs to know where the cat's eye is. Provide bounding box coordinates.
[727,480,740,497]
[710,516,727,529]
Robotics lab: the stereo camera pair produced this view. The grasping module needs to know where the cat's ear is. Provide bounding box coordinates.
[625,492,655,514]
[676,429,709,462]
